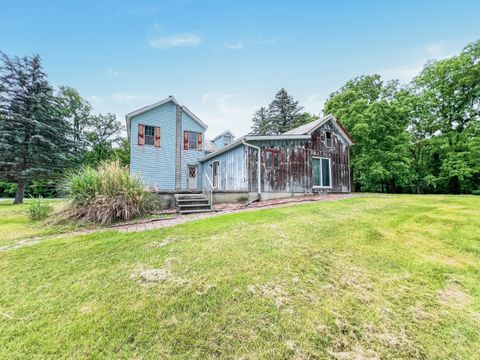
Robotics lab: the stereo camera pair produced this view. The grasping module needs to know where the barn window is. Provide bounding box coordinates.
[325,131,332,147]
[265,149,280,168]
[144,125,155,145]
[312,157,331,188]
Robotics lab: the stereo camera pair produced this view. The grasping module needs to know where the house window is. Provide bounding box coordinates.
[312,157,331,187]
[224,135,232,146]
[145,125,155,145]
[325,131,332,147]
[265,149,280,168]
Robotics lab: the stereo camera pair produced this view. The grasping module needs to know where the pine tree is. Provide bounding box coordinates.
[0,53,73,204]
[268,88,304,134]
[250,107,271,135]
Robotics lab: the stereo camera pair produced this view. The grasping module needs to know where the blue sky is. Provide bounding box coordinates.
[1,0,479,137]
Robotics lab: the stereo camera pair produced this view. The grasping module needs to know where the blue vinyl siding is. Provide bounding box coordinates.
[202,145,248,191]
[130,102,177,190]
[181,111,205,190]
[130,102,206,191]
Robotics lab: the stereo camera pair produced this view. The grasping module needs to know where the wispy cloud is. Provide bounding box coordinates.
[88,95,103,104]
[106,68,120,76]
[198,92,260,136]
[379,40,462,82]
[150,32,203,48]
[111,93,154,103]
[224,41,245,50]
[148,22,203,49]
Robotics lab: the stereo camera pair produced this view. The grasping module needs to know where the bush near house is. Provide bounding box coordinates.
[61,161,154,225]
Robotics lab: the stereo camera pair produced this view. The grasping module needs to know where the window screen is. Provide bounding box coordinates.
[188,131,198,150]
[321,158,331,187]
[145,125,155,145]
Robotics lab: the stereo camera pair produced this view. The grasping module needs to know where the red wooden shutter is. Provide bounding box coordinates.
[183,131,189,150]
[154,127,161,147]
[138,124,145,145]
[197,132,202,151]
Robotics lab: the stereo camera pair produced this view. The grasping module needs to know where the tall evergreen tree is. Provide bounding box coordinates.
[268,88,304,134]
[250,107,271,135]
[0,53,73,203]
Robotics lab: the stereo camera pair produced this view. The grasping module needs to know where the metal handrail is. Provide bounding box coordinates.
[203,172,214,207]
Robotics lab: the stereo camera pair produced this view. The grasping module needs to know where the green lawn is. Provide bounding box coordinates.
[0,199,64,247]
[1,195,480,359]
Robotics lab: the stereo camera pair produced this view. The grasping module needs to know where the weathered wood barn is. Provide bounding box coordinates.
[200,114,354,201]
[127,97,353,207]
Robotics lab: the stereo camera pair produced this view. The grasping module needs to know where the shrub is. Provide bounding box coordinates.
[62,161,152,225]
[26,196,53,221]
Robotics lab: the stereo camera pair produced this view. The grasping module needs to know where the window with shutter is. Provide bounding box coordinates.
[197,132,202,151]
[144,125,155,145]
[138,124,145,145]
[154,127,161,147]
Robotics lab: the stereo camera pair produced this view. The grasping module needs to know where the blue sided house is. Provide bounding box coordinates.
[126,96,354,208]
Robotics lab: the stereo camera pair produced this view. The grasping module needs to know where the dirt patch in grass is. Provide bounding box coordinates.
[328,345,379,360]
[247,283,290,308]
[437,283,472,309]
[148,238,175,248]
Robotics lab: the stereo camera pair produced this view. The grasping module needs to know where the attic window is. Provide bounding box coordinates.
[224,135,232,145]
[325,131,332,147]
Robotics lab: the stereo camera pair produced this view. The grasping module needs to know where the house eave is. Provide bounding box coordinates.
[126,96,208,141]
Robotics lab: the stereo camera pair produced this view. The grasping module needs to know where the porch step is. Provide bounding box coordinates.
[179,208,216,215]
[175,193,212,214]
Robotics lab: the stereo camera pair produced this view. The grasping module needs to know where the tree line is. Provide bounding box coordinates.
[0,53,128,203]
[250,40,480,194]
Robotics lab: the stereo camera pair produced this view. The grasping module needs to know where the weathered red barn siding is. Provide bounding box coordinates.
[247,121,350,193]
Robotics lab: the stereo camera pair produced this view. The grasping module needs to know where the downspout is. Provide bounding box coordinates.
[242,140,261,200]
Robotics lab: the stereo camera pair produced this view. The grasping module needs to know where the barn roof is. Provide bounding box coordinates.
[283,114,354,145]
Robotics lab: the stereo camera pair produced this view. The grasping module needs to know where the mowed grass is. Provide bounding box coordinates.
[0,199,63,247]
[1,195,480,359]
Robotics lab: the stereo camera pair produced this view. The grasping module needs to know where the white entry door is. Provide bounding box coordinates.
[188,165,198,190]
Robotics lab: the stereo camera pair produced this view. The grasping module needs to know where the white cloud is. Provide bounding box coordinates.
[224,41,245,50]
[107,68,120,76]
[88,95,103,104]
[111,93,154,103]
[197,92,260,137]
[379,40,463,82]
[149,32,203,49]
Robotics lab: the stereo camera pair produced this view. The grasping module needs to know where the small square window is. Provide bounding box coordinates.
[145,125,155,145]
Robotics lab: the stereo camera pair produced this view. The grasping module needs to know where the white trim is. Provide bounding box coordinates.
[244,135,311,141]
[311,156,332,189]
[212,160,220,189]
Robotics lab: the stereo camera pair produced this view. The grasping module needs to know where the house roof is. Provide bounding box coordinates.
[125,96,208,139]
[199,134,311,162]
[205,141,218,153]
[211,130,235,142]
[283,114,354,145]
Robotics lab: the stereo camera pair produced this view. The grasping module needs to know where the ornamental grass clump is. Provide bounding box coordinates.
[26,196,53,221]
[62,161,153,225]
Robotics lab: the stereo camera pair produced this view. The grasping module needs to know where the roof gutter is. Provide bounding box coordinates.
[242,140,261,199]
